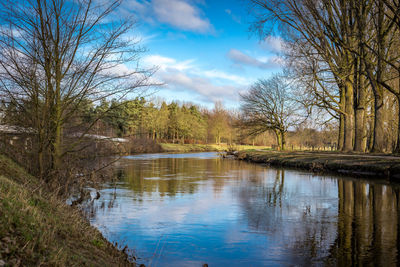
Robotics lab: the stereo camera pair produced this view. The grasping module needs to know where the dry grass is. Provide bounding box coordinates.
[159,143,271,152]
[0,155,134,266]
[236,150,400,179]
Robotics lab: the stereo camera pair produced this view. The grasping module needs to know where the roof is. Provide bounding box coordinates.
[0,125,35,134]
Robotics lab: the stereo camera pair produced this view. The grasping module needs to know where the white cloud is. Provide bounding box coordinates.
[141,54,246,103]
[153,0,212,33]
[138,33,159,44]
[142,54,195,71]
[143,55,176,68]
[260,36,286,52]
[227,49,282,69]
[124,0,213,33]
[224,9,241,24]
[125,0,150,13]
[202,69,248,85]
[160,69,238,102]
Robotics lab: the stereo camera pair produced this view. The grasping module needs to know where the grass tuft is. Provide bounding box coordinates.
[0,155,134,266]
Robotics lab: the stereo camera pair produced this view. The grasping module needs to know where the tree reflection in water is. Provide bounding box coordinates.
[238,169,400,266]
[327,180,400,266]
[86,153,400,266]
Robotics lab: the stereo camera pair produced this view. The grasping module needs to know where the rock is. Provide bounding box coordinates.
[0,260,5,266]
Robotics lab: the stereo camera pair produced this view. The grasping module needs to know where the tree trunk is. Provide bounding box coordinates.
[338,85,346,151]
[338,113,345,151]
[343,81,355,152]
[280,130,285,151]
[394,95,400,153]
[354,61,368,152]
[53,118,62,169]
[274,129,284,151]
[52,37,63,172]
[354,106,366,152]
[370,2,387,153]
[372,91,386,152]
[52,75,62,172]
[368,102,375,152]
[38,150,44,179]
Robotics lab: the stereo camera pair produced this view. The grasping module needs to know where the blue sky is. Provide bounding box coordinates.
[121,0,284,108]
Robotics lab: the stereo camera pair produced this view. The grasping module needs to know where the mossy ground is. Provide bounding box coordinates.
[0,154,134,266]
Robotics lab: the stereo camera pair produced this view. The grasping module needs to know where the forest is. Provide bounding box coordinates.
[1,96,335,148]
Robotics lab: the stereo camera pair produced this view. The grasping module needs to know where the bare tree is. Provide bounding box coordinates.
[248,0,400,153]
[368,0,400,152]
[0,0,154,180]
[208,101,230,145]
[240,74,306,150]
[249,0,361,151]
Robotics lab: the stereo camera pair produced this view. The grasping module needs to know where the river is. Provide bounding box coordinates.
[87,152,400,266]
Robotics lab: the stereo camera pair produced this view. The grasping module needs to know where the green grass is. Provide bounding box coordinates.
[159,143,272,152]
[160,143,217,152]
[0,155,133,266]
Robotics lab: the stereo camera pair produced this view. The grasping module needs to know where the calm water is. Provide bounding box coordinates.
[88,152,400,266]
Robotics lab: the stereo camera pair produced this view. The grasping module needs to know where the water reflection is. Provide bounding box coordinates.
[88,152,400,266]
[327,180,400,266]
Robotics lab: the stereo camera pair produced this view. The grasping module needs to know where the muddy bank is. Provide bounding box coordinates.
[235,150,400,180]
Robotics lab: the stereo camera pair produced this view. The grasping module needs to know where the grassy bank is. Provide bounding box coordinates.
[236,150,400,180]
[160,143,271,152]
[0,155,133,266]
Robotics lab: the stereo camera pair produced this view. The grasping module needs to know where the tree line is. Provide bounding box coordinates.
[78,98,235,145]
[248,0,400,153]
[69,97,336,150]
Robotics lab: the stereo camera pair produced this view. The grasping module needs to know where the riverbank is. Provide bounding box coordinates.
[160,143,271,152]
[236,150,400,180]
[0,155,134,266]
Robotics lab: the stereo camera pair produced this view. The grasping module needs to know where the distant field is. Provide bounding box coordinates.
[159,143,272,152]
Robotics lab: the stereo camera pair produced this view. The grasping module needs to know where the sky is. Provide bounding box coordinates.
[121,0,284,109]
